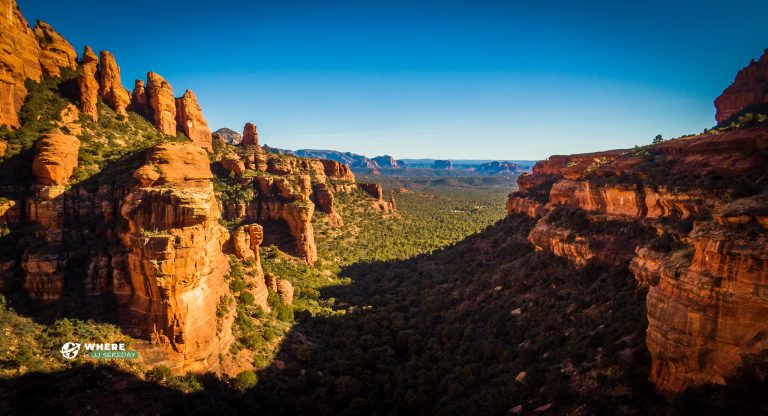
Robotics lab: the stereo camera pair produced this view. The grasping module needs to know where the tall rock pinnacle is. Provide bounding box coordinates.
[175,90,213,151]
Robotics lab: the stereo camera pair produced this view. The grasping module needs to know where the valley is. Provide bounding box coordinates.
[1,0,768,415]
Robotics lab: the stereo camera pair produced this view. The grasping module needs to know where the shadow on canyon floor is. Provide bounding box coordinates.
[2,215,768,415]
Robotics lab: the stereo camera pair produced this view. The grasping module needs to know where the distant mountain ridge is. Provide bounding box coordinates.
[262,145,535,176]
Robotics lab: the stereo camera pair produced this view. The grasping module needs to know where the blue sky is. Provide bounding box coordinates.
[20,0,768,159]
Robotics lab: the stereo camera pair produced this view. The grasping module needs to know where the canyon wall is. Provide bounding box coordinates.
[508,108,768,392]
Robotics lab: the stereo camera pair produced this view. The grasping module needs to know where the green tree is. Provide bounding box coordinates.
[652,134,664,144]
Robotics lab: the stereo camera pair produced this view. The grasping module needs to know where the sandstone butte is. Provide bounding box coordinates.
[508,50,768,394]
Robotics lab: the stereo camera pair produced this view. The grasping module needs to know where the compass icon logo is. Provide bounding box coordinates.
[60,342,81,359]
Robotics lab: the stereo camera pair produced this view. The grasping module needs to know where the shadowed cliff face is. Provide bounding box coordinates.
[508,126,768,393]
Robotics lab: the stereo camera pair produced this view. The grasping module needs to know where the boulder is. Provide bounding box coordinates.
[31,133,80,186]
[276,278,294,305]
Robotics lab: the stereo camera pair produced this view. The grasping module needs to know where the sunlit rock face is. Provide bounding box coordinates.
[175,89,212,151]
[98,50,131,116]
[33,20,77,77]
[146,71,177,136]
[119,143,233,371]
[0,0,42,128]
[714,49,768,124]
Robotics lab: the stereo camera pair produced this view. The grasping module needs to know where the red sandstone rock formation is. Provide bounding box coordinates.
[32,20,77,76]
[221,152,246,176]
[77,46,99,121]
[509,124,768,393]
[242,122,259,146]
[22,132,80,299]
[98,50,130,116]
[508,50,768,391]
[175,89,212,151]
[0,0,42,128]
[146,72,176,136]
[320,159,356,182]
[119,143,232,371]
[31,132,80,186]
[131,79,147,115]
[714,49,768,123]
[276,278,294,305]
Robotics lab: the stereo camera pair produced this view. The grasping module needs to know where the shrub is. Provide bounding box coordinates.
[233,370,258,390]
[146,365,173,383]
[239,291,256,306]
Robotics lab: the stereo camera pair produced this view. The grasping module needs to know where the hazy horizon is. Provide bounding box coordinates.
[19,0,768,159]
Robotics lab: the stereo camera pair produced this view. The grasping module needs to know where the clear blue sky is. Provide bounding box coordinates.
[19,0,768,160]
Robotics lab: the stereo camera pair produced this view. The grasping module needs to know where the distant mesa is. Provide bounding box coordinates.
[372,155,399,168]
[714,48,768,124]
[473,160,526,176]
[431,159,453,170]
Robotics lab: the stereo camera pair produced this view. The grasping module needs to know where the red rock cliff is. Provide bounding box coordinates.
[32,20,77,77]
[509,114,768,393]
[119,143,233,371]
[0,0,42,128]
[714,49,768,123]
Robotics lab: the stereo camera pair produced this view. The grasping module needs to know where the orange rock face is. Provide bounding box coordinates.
[631,200,768,392]
[119,143,232,371]
[33,20,77,76]
[714,49,768,123]
[77,46,99,121]
[0,0,42,128]
[242,122,259,146]
[510,123,768,394]
[31,133,80,186]
[98,50,131,116]
[510,51,768,393]
[175,90,212,151]
[320,159,356,182]
[276,278,294,305]
[506,195,545,219]
[146,72,177,135]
